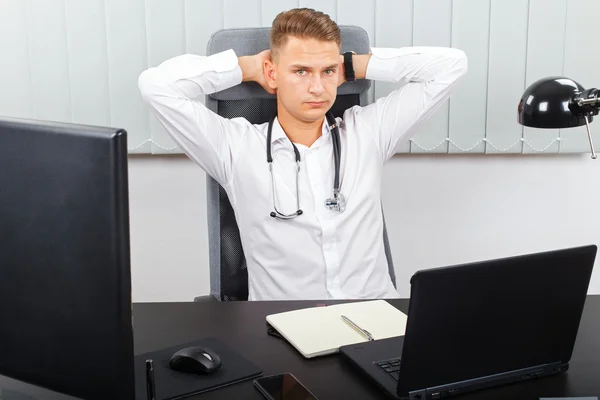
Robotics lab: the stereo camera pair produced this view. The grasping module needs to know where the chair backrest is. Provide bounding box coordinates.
[205,26,396,301]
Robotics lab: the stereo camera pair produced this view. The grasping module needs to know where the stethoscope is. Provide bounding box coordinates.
[266,111,345,220]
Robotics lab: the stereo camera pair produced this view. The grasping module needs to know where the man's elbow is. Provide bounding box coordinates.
[451,48,468,78]
[138,67,162,102]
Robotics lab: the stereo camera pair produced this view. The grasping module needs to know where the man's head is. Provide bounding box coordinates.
[264,8,341,124]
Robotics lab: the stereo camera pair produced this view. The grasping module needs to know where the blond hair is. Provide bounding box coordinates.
[270,8,341,61]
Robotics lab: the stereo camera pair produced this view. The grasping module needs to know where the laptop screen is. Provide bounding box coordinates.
[397,245,596,396]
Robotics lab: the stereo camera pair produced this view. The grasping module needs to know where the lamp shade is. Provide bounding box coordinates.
[517,76,591,129]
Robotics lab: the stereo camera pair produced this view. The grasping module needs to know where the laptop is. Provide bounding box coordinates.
[339,245,597,400]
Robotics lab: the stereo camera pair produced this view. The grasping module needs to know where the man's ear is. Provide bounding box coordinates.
[264,59,277,90]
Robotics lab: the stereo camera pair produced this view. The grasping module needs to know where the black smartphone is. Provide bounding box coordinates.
[253,373,318,400]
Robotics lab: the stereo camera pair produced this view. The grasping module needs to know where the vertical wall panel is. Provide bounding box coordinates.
[560,0,600,154]
[410,0,452,154]
[183,0,225,155]
[185,0,224,56]
[1,1,597,155]
[374,0,413,153]
[105,0,152,153]
[448,0,490,154]
[522,0,567,154]
[485,0,528,154]
[0,0,33,119]
[26,0,71,123]
[262,0,299,27]
[337,0,376,103]
[337,0,375,48]
[373,0,413,100]
[64,0,111,127]
[145,0,186,153]
[299,0,337,21]
[224,0,262,28]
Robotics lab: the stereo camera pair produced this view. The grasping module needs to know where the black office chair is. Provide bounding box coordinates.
[195,26,397,301]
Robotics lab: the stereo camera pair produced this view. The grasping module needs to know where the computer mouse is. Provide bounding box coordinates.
[168,346,221,374]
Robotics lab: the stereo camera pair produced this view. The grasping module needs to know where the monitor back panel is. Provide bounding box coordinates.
[0,117,135,400]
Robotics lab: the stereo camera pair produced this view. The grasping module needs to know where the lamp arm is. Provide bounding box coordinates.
[570,88,599,159]
[584,115,597,160]
[571,88,599,159]
[572,88,600,113]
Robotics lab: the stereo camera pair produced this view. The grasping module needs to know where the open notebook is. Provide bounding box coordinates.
[266,300,407,358]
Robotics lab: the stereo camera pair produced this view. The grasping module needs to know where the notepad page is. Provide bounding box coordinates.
[331,300,408,340]
[266,300,407,358]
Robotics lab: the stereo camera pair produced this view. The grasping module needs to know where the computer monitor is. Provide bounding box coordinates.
[0,117,135,400]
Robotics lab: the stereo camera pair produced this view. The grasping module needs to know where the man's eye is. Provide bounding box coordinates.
[296,70,307,76]
[324,69,335,75]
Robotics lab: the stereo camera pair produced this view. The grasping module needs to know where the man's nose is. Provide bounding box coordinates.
[309,75,325,95]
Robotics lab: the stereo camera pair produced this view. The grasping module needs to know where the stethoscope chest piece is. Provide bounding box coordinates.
[325,189,345,213]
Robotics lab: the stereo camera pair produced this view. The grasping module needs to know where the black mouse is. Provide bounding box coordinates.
[168,346,221,374]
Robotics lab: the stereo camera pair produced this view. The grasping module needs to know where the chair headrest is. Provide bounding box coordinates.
[206,26,372,101]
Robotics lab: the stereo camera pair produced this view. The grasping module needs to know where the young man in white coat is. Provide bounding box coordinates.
[138,8,468,301]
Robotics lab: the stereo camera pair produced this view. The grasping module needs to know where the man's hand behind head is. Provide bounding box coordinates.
[239,50,276,95]
[337,54,346,87]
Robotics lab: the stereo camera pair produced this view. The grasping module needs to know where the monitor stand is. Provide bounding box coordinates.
[0,375,80,400]
[0,388,40,400]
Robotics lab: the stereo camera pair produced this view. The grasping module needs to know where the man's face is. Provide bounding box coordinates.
[266,36,340,123]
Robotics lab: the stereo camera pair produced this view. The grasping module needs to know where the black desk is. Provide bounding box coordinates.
[1,296,599,399]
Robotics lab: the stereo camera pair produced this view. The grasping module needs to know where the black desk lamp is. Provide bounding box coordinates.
[517,76,599,159]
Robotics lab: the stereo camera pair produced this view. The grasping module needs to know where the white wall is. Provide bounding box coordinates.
[3,1,599,303]
[129,154,600,302]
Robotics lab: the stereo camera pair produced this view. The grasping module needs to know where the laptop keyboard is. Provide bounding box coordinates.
[376,357,402,381]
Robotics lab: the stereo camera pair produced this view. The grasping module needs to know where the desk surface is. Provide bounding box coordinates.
[1,296,599,400]
[132,296,600,400]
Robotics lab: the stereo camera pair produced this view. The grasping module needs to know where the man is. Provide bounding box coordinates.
[138,8,467,301]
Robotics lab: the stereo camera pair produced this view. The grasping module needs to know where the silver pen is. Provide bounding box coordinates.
[341,315,374,341]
